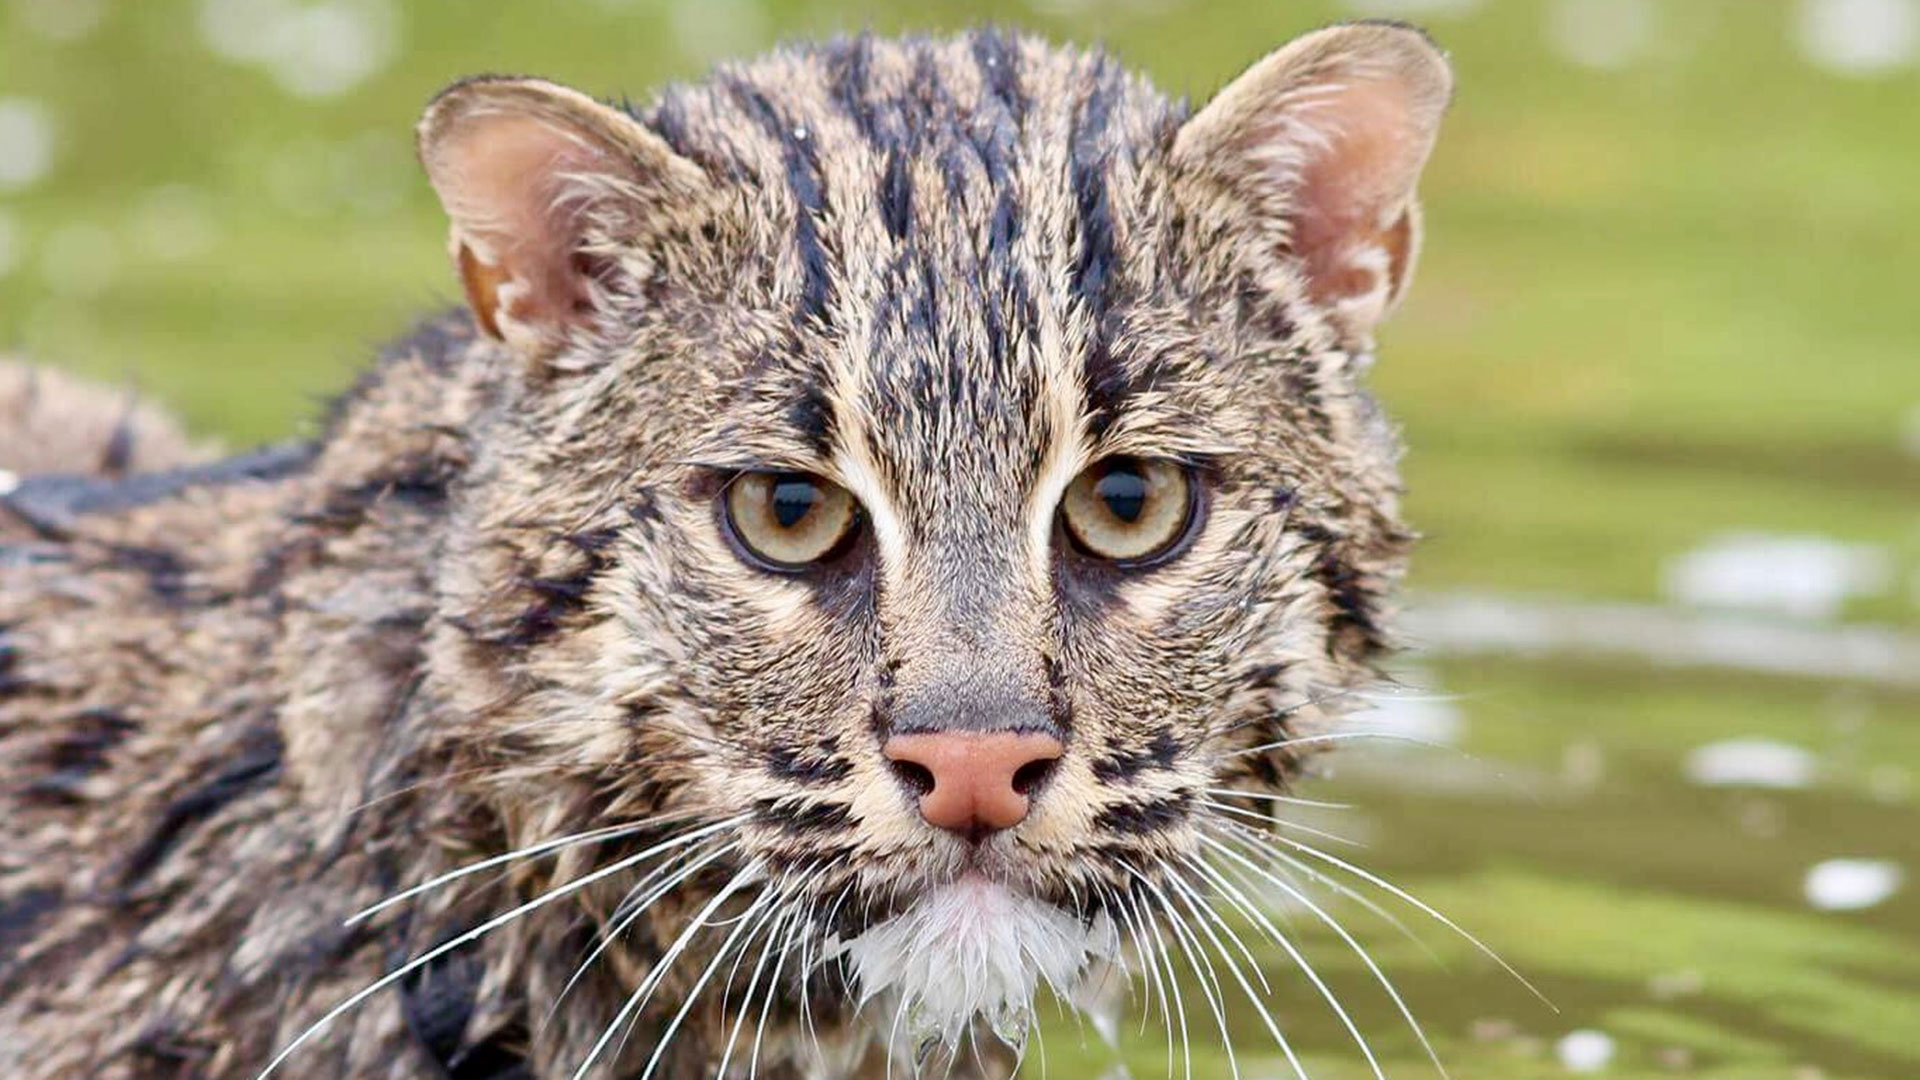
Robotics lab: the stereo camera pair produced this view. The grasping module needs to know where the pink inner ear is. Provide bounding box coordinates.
[1286,79,1426,309]
[435,115,621,333]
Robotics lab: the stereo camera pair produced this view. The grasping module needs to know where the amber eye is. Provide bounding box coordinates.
[1060,457,1196,565]
[723,471,860,570]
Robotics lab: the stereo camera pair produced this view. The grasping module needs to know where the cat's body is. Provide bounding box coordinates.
[0,26,1450,1080]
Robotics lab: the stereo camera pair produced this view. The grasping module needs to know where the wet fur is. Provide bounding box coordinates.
[1,28,1428,1079]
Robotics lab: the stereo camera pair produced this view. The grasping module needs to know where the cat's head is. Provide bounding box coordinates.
[415,24,1448,1061]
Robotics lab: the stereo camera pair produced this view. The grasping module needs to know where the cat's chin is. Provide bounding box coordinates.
[829,873,1120,1061]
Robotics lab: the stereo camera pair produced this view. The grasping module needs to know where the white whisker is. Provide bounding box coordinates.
[570,861,766,1080]
[1199,837,1448,1078]
[346,819,658,926]
[1229,731,1454,757]
[1160,865,1313,1080]
[1199,797,1364,848]
[544,839,741,1027]
[256,814,748,1079]
[1129,866,1242,1080]
[1205,818,1441,965]
[1204,787,1352,810]
[1263,831,1552,1007]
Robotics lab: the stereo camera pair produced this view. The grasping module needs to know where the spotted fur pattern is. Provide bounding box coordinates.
[1,26,1440,1079]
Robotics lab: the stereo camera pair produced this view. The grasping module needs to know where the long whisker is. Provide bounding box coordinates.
[1199,837,1448,1077]
[750,871,822,1080]
[1203,787,1353,810]
[543,838,741,1027]
[713,870,801,1080]
[632,874,780,1080]
[1129,865,1242,1080]
[1261,831,1553,1008]
[1205,817,1441,961]
[256,814,748,1079]
[1228,730,1455,757]
[1160,865,1313,1080]
[1127,883,1193,1080]
[346,818,663,926]
[1199,798,1364,848]
[569,861,766,1080]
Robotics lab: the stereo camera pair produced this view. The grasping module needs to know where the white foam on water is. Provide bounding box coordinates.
[1797,0,1919,74]
[1665,532,1891,621]
[1804,858,1904,911]
[1556,1029,1616,1072]
[1547,0,1656,69]
[0,98,56,191]
[1684,738,1818,790]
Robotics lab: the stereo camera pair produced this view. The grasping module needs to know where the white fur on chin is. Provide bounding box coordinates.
[831,876,1120,1058]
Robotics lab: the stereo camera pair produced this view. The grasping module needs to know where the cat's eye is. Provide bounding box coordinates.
[1060,457,1196,566]
[722,471,860,571]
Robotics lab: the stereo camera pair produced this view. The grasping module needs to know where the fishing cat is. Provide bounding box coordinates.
[0,22,1451,1080]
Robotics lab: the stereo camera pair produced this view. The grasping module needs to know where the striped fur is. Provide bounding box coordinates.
[0,26,1447,1079]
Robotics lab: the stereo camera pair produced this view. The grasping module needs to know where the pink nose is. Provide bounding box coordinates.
[883,731,1065,840]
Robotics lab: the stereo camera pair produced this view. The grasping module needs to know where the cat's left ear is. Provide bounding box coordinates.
[417,77,708,358]
[1175,23,1452,349]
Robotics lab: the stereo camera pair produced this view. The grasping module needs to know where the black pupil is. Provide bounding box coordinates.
[1095,465,1149,524]
[770,476,820,529]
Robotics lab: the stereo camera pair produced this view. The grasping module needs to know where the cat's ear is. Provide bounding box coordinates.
[1175,23,1452,348]
[417,77,707,357]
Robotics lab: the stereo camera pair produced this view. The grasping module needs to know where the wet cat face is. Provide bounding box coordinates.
[417,24,1448,1057]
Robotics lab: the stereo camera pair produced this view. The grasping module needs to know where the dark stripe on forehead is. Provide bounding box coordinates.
[828,32,885,146]
[724,76,834,329]
[1071,61,1127,438]
[970,28,1030,125]
[880,150,912,241]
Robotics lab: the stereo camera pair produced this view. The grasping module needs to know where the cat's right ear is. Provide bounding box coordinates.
[1174,23,1452,350]
[417,77,707,358]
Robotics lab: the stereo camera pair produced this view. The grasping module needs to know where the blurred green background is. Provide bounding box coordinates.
[3,0,1917,1077]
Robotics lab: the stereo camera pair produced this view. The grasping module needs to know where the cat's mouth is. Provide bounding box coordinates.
[825,872,1121,1058]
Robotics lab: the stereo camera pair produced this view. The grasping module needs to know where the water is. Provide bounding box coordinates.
[1044,646,1920,1079]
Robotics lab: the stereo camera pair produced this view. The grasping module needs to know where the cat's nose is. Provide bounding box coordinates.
[882,731,1065,840]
